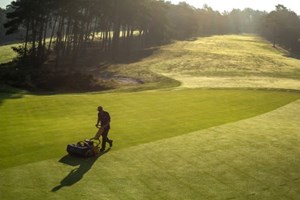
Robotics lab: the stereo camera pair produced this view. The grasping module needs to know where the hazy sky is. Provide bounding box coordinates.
[1,0,299,15]
[1,0,13,9]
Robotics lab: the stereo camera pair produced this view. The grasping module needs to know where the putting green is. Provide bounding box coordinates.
[0,89,299,170]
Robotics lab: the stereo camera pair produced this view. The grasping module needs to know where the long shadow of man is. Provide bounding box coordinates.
[52,149,110,192]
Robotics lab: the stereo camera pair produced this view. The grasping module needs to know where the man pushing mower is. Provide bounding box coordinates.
[93,106,113,152]
[67,106,113,157]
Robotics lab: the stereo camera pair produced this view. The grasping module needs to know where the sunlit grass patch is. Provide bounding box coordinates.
[166,75,300,90]
[99,35,300,90]
[150,35,300,76]
[0,43,18,64]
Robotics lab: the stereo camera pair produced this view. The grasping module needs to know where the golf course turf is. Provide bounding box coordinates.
[1,34,300,199]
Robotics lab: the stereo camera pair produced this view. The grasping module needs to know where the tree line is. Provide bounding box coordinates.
[260,5,300,52]
[3,1,300,67]
[3,0,174,67]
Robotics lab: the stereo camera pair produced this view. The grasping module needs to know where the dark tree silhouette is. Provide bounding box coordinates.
[261,4,300,52]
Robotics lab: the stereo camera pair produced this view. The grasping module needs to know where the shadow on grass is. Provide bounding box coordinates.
[51,149,110,192]
[284,53,300,60]
[0,90,25,106]
[0,63,26,105]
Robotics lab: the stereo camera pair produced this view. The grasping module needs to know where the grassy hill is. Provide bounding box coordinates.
[101,34,300,90]
[1,35,300,200]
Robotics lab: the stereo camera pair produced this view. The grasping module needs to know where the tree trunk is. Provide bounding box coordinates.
[47,15,58,54]
[24,20,29,56]
[112,0,120,57]
[31,19,37,58]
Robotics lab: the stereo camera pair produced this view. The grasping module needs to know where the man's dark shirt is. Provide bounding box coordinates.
[98,111,110,129]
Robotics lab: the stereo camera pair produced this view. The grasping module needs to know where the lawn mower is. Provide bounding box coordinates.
[66,127,104,157]
[66,138,101,157]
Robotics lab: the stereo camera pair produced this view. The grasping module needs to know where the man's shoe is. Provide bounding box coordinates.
[109,140,113,148]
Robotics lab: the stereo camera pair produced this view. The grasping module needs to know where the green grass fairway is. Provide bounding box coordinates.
[1,35,300,199]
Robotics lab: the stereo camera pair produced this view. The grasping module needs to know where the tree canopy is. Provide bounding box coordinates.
[260,4,300,51]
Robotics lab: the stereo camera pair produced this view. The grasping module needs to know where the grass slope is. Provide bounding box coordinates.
[0,98,299,200]
[103,35,300,90]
